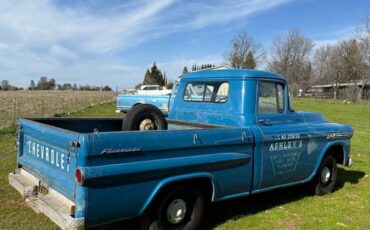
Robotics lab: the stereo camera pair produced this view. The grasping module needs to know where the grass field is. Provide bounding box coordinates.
[0,99,369,229]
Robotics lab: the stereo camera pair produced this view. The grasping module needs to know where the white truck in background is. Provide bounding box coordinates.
[136,85,172,96]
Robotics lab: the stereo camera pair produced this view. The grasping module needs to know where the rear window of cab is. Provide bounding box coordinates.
[183,82,229,103]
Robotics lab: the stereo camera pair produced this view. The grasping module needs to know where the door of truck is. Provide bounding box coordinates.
[255,80,311,190]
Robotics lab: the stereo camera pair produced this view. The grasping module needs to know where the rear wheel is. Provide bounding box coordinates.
[140,186,205,230]
[122,104,167,131]
[312,155,337,195]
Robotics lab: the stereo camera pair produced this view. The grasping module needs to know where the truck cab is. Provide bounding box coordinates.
[170,69,352,190]
[170,69,289,126]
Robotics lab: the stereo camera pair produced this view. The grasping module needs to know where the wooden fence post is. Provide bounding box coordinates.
[41,96,44,118]
[13,98,16,125]
[62,97,65,113]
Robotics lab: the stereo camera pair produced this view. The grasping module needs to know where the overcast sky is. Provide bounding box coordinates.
[0,0,368,89]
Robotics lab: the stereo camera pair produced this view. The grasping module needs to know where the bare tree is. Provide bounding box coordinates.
[224,32,265,69]
[313,44,344,99]
[313,39,366,100]
[313,45,332,84]
[340,40,365,78]
[1,80,11,91]
[356,17,370,101]
[268,29,314,95]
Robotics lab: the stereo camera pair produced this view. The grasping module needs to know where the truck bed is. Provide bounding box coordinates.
[11,117,254,228]
[29,117,224,133]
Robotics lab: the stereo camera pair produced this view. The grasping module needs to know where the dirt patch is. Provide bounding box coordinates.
[278,219,298,230]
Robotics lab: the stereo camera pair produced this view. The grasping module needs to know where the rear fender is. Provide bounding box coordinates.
[139,172,216,215]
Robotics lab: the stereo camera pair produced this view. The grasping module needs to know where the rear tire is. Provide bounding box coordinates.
[311,155,337,195]
[122,104,167,131]
[140,186,205,230]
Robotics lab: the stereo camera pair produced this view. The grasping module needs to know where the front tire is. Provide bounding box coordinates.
[140,186,205,230]
[313,155,338,195]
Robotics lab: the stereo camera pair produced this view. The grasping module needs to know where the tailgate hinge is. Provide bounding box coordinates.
[67,141,80,164]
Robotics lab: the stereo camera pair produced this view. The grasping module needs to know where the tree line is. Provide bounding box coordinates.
[0,80,19,91]
[136,63,216,89]
[139,20,370,101]
[135,62,217,89]
[221,19,370,101]
[0,76,112,91]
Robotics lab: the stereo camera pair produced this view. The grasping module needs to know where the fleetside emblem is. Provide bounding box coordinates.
[101,147,141,155]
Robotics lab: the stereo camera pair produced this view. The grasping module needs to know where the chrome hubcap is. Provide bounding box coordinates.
[139,119,155,131]
[167,199,187,224]
[321,167,331,184]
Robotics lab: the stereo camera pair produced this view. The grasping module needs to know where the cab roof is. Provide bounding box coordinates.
[181,69,285,81]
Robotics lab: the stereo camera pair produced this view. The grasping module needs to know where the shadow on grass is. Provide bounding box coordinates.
[93,168,365,230]
[335,167,365,190]
[202,168,365,229]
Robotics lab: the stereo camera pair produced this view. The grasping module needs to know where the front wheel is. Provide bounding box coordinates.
[312,155,338,195]
[140,186,205,230]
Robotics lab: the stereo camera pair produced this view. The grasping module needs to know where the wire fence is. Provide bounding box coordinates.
[0,91,116,129]
[306,86,370,101]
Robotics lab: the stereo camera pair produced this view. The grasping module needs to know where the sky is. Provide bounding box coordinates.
[0,0,369,90]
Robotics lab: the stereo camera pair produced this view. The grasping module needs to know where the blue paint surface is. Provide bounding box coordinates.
[116,94,170,115]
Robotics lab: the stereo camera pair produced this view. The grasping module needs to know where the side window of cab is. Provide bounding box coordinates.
[183,81,229,103]
[258,81,285,113]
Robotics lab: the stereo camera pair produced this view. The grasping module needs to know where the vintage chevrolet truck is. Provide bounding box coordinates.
[9,69,353,230]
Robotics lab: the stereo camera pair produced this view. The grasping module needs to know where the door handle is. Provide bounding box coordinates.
[259,119,272,126]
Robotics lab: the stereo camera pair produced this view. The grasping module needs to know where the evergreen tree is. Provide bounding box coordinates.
[182,66,188,75]
[102,85,112,91]
[163,72,167,85]
[49,78,56,90]
[29,80,35,90]
[143,69,152,85]
[150,63,165,85]
[36,76,56,90]
[243,51,256,69]
[142,63,166,86]
[151,63,159,83]
[166,82,174,89]
[134,83,142,89]
[192,64,197,71]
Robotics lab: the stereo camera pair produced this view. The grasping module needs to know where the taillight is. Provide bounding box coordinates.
[75,168,84,185]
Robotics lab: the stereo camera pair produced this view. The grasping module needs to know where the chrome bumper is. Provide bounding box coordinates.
[347,157,353,167]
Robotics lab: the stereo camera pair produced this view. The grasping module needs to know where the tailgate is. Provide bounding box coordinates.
[17,119,79,201]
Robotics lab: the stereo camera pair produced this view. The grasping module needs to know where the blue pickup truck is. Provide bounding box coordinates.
[9,69,353,230]
[116,93,171,115]
[116,81,179,115]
